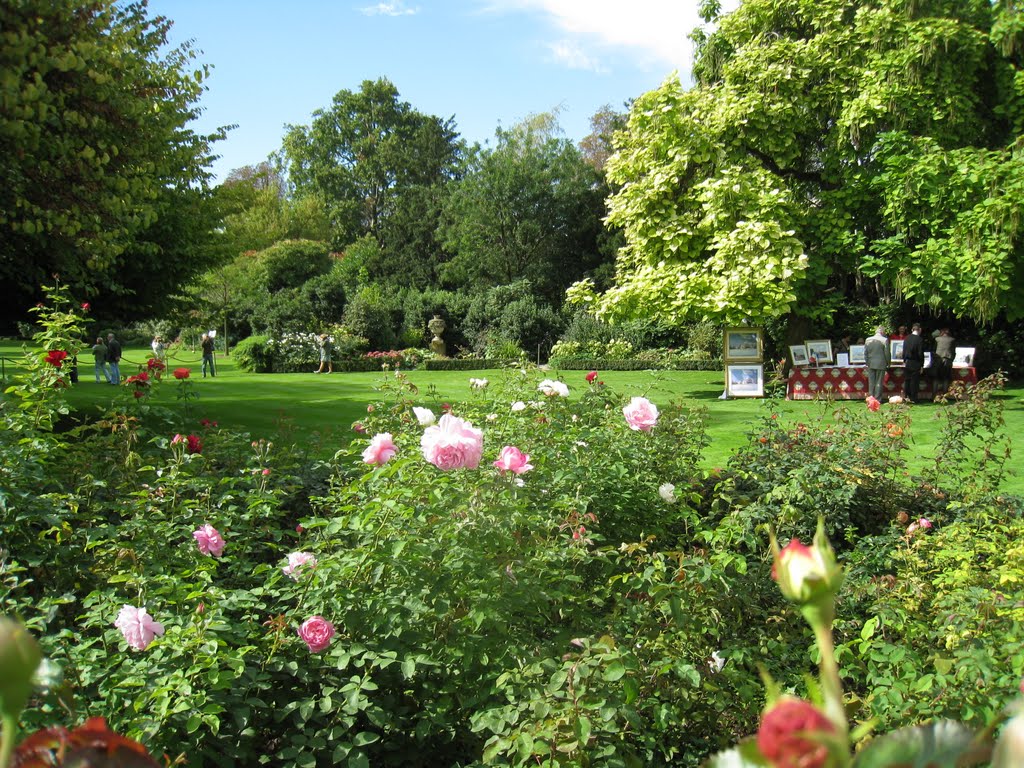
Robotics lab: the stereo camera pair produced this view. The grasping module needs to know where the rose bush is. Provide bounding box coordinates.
[2,286,1022,768]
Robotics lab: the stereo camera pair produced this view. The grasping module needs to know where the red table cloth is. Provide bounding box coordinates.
[787,366,977,400]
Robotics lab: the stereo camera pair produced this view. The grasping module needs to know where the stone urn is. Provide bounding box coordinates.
[428,315,447,358]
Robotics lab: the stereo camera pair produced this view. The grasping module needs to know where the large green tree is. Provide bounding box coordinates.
[440,113,610,306]
[0,0,225,326]
[281,78,463,286]
[217,162,332,254]
[572,0,1024,328]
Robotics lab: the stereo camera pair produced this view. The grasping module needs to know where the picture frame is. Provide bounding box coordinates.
[836,352,850,367]
[953,347,975,368]
[804,339,833,365]
[726,364,764,398]
[789,344,810,367]
[849,345,866,365]
[724,328,763,362]
[890,339,905,365]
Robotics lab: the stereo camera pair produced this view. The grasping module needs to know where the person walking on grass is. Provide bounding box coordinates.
[106,333,122,385]
[314,333,333,374]
[91,337,109,383]
[201,334,216,378]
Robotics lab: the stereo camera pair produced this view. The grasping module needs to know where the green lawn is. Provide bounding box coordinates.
[4,341,1023,494]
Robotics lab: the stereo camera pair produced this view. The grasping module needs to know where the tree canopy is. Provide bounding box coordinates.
[0,0,225,326]
[571,0,1024,327]
[280,78,463,286]
[440,114,610,306]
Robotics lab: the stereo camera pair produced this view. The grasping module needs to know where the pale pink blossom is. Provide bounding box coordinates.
[493,446,534,475]
[623,396,659,431]
[538,379,569,397]
[888,395,904,404]
[413,407,435,426]
[908,518,933,536]
[283,551,318,580]
[193,524,225,557]
[114,605,165,651]
[866,396,880,412]
[421,413,484,470]
[298,615,335,653]
[362,433,397,466]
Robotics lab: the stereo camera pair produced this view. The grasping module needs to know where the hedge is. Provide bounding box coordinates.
[549,357,723,372]
[421,358,511,371]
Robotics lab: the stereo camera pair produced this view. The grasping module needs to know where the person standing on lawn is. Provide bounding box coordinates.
[864,326,889,401]
[106,333,122,385]
[201,334,216,377]
[91,337,109,383]
[902,323,925,403]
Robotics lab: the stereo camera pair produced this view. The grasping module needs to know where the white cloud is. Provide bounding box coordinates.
[360,1,418,16]
[546,39,608,73]
[479,0,737,75]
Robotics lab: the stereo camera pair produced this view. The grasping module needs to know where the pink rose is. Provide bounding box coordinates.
[298,615,335,653]
[114,605,165,651]
[193,524,225,557]
[757,697,835,768]
[421,413,484,470]
[283,551,318,580]
[866,396,880,412]
[362,432,397,466]
[493,445,534,475]
[586,370,598,383]
[623,396,659,431]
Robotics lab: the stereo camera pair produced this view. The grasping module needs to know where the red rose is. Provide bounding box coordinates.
[586,370,598,383]
[81,302,90,311]
[757,698,835,768]
[45,350,68,368]
[173,368,191,380]
[147,358,165,371]
[186,435,202,454]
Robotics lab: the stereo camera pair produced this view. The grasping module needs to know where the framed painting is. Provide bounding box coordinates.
[726,364,764,398]
[789,344,810,367]
[953,347,975,368]
[890,339,905,365]
[804,339,834,365]
[849,344,866,365]
[724,328,763,362]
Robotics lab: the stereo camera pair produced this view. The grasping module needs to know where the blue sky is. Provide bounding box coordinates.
[147,0,723,182]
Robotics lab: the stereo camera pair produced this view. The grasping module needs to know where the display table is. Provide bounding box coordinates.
[787,366,977,400]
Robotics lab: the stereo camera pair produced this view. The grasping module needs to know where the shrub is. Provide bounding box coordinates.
[232,334,273,373]
[343,284,400,351]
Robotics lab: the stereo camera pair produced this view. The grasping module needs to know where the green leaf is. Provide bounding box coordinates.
[604,661,626,682]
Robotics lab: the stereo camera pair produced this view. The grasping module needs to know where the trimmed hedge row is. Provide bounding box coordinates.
[549,357,723,372]
[421,358,511,371]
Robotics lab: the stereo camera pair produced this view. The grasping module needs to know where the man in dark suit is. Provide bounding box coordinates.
[902,323,925,402]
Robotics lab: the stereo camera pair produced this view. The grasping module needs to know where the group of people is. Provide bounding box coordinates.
[90,333,123,385]
[863,324,957,403]
[87,333,218,384]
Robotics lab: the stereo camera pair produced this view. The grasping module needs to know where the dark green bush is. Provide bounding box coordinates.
[421,358,507,370]
[550,357,723,371]
[232,334,272,372]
